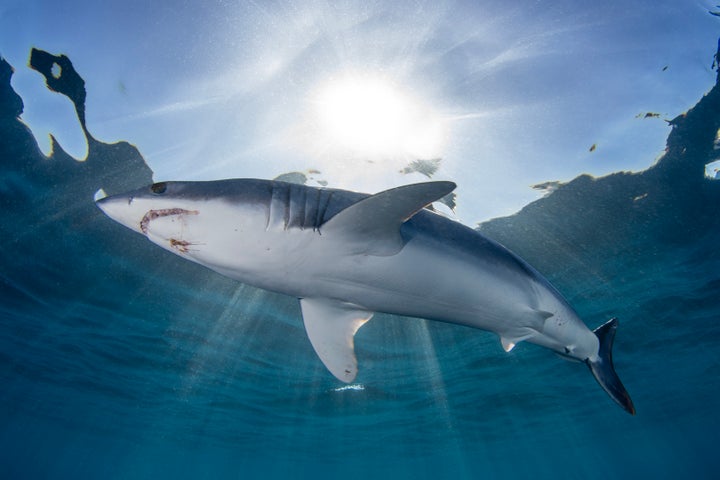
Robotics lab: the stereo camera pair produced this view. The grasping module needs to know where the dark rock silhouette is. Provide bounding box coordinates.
[26,48,154,198]
[1,49,154,220]
[0,58,23,119]
[0,48,273,335]
[0,50,156,305]
[478,44,720,304]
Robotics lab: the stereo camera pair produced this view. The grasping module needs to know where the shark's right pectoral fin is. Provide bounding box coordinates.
[300,298,374,383]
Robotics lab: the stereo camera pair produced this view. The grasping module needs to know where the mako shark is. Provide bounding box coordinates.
[96,179,635,414]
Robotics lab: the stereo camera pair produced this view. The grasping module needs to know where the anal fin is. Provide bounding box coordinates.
[501,337,516,352]
[300,298,374,382]
[499,329,538,353]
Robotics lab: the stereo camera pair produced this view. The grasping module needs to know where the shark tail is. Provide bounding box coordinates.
[586,318,636,415]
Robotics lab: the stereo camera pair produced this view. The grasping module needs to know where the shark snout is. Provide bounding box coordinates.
[95,192,145,235]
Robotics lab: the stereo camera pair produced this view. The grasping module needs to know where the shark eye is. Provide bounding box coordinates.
[151,182,167,195]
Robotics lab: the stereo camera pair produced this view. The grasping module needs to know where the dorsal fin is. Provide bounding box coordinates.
[320,181,456,256]
[300,298,374,382]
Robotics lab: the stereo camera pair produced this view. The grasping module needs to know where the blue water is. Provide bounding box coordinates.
[2,49,720,479]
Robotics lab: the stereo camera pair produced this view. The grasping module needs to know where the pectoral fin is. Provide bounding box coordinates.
[300,298,374,382]
[320,181,456,256]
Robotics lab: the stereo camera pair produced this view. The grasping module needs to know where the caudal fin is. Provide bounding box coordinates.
[586,318,636,415]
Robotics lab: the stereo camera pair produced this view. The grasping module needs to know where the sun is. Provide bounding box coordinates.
[312,73,444,159]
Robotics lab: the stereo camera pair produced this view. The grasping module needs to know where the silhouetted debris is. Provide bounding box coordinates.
[274,169,329,186]
[438,192,456,212]
[29,49,88,131]
[531,181,562,195]
[273,171,308,184]
[478,40,720,293]
[636,112,661,119]
[400,158,441,178]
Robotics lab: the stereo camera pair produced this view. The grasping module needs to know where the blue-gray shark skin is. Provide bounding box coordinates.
[95,179,635,414]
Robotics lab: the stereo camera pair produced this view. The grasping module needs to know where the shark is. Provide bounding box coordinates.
[95,178,635,414]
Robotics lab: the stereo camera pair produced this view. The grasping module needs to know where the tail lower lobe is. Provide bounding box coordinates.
[586,318,636,415]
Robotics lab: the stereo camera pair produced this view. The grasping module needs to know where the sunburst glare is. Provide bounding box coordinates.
[308,73,446,161]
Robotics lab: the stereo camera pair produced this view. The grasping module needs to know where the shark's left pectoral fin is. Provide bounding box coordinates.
[321,181,457,256]
[300,298,374,382]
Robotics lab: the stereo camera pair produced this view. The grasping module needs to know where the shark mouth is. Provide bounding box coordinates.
[140,208,198,235]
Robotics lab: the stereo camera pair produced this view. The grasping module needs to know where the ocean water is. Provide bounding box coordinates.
[1,46,720,480]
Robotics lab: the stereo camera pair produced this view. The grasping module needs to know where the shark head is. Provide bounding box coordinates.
[95,180,272,272]
[96,181,184,235]
[96,181,207,241]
